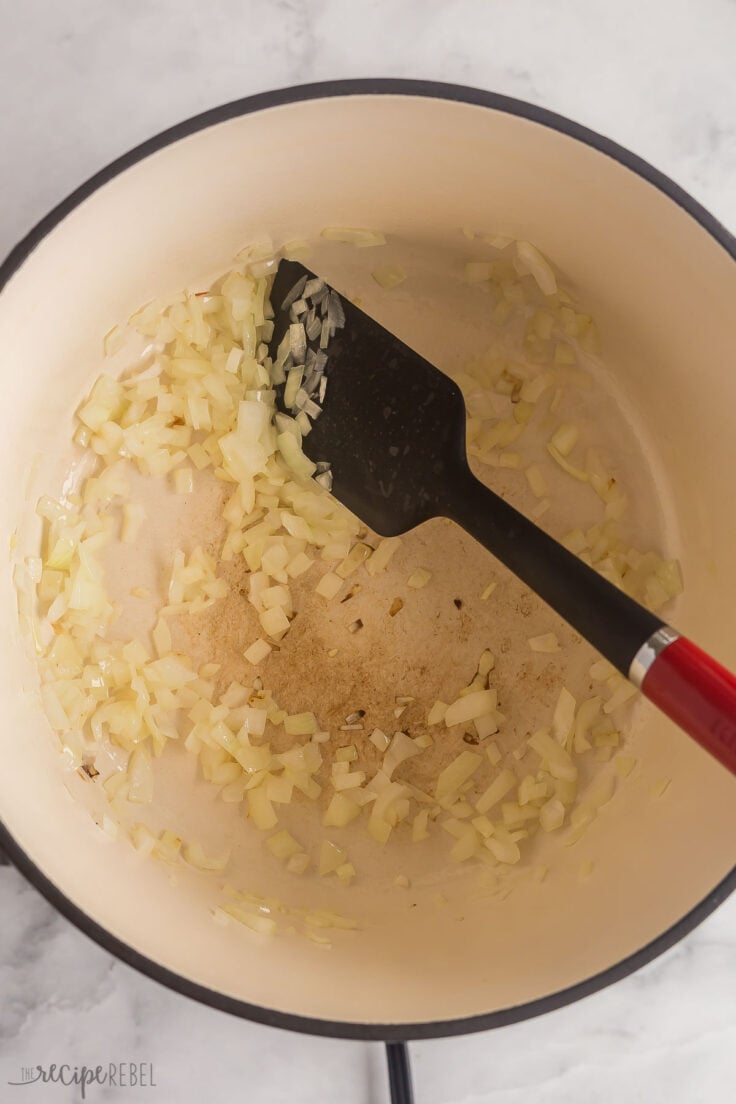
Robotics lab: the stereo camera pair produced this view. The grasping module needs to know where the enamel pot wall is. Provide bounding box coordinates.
[0,81,734,1040]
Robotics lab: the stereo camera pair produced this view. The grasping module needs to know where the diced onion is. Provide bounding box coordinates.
[365,537,400,576]
[372,265,406,289]
[552,687,576,746]
[475,768,516,814]
[383,731,422,779]
[316,571,342,599]
[336,543,372,578]
[184,841,230,871]
[525,464,548,498]
[549,423,579,457]
[436,751,482,801]
[370,728,390,751]
[407,567,432,589]
[266,829,302,861]
[319,840,348,875]
[284,711,317,736]
[244,638,272,665]
[539,798,565,832]
[515,240,557,296]
[321,226,386,248]
[444,689,497,728]
[528,729,577,781]
[604,680,638,714]
[528,633,559,653]
[121,504,146,544]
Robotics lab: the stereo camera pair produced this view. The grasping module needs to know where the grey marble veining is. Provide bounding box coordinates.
[1,1,735,1101]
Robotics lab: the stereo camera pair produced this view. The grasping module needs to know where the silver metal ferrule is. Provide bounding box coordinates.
[629,626,681,688]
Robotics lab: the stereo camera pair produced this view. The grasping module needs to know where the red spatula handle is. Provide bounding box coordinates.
[634,630,736,775]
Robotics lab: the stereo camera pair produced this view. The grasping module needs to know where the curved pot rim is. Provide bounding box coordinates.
[1,78,734,1042]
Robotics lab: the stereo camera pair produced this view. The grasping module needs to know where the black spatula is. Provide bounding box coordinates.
[268,259,736,776]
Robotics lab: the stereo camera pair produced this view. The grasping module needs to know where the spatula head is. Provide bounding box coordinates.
[268,260,468,536]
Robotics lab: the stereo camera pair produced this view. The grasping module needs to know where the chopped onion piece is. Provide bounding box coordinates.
[474,713,499,740]
[321,226,386,248]
[370,728,390,752]
[515,240,557,296]
[407,567,432,589]
[604,680,638,714]
[365,537,400,576]
[427,700,448,726]
[247,785,277,830]
[525,464,548,498]
[475,768,516,814]
[259,605,290,640]
[520,371,553,403]
[528,729,577,781]
[284,239,311,261]
[225,905,276,935]
[154,830,182,864]
[552,687,576,746]
[530,498,551,519]
[152,617,172,658]
[486,741,502,766]
[444,689,497,728]
[184,841,230,871]
[336,542,372,578]
[287,852,310,875]
[244,638,272,665]
[412,808,430,841]
[368,781,407,843]
[590,658,615,681]
[478,649,494,675]
[539,797,565,832]
[333,771,366,791]
[267,829,302,861]
[121,504,146,544]
[383,731,422,779]
[483,233,513,249]
[372,265,407,289]
[319,840,348,875]
[436,751,482,801]
[127,747,154,804]
[174,468,194,495]
[284,711,317,736]
[277,431,316,479]
[316,571,342,599]
[286,552,313,578]
[615,755,637,779]
[323,793,361,827]
[528,633,559,653]
[574,696,601,753]
[547,445,589,482]
[549,423,579,457]
[484,833,521,865]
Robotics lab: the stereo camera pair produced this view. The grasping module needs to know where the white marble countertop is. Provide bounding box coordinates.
[1,1,734,1101]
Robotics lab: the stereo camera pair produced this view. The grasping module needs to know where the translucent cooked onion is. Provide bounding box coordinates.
[19,232,684,904]
[372,265,407,289]
[321,226,386,248]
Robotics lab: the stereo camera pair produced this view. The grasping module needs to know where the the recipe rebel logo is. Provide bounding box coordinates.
[8,1062,157,1097]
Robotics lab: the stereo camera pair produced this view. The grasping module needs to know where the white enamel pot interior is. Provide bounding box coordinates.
[0,81,734,1040]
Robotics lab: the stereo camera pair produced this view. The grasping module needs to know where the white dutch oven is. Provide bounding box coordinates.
[0,81,734,1039]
